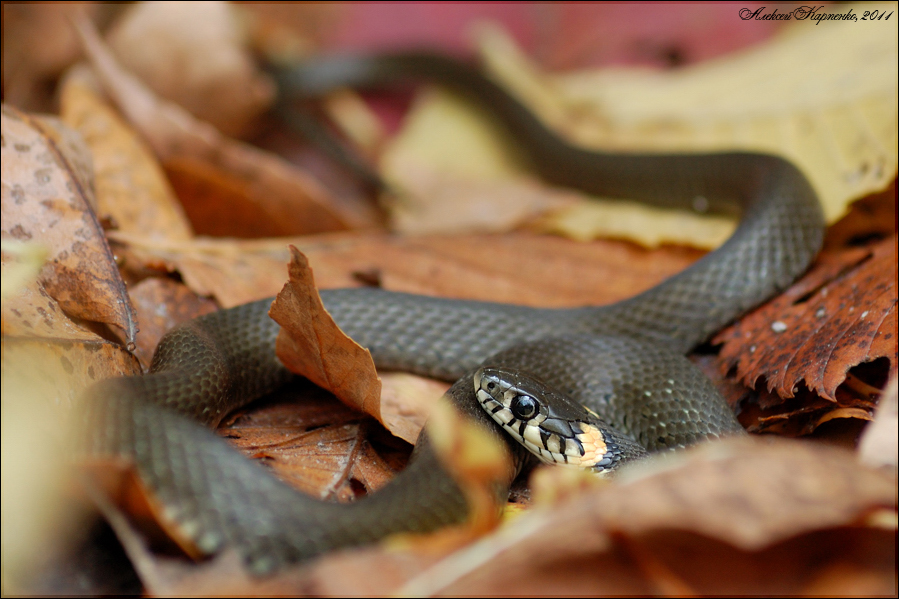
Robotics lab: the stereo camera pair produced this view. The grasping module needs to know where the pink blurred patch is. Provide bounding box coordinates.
[324,3,781,69]
[320,3,783,135]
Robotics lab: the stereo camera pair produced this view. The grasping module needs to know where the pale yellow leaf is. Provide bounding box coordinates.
[384,6,898,248]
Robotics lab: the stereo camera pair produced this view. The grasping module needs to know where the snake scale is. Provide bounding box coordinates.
[81,54,825,574]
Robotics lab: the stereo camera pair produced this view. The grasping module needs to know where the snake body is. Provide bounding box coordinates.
[82,54,825,574]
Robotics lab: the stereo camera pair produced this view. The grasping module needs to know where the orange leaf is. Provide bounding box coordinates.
[74,17,372,237]
[270,246,382,422]
[714,234,897,401]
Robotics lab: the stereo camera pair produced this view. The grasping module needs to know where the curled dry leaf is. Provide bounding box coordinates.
[715,234,897,401]
[75,17,372,237]
[105,1,275,138]
[270,246,382,423]
[1,104,137,346]
[59,68,194,242]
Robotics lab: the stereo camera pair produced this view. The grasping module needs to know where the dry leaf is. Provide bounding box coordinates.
[379,373,450,444]
[127,277,217,369]
[162,156,333,238]
[219,384,396,501]
[111,230,702,313]
[859,374,899,470]
[1,104,137,345]
[109,233,295,308]
[74,17,373,237]
[105,1,275,138]
[1,3,99,111]
[270,246,382,422]
[424,398,514,536]
[715,234,897,401]
[295,436,897,596]
[59,68,194,241]
[1,236,140,594]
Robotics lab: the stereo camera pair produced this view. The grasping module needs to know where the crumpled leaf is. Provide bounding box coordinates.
[715,234,897,401]
[1,104,137,346]
[74,17,371,237]
[59,67,194,242]
[270,246,382,423]
[105,1,275,138]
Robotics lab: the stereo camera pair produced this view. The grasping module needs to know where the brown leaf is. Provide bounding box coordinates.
[105,1,275,138]
[74,17,373,237]
[219,384,395,501]
[2,241,140,593]
[1,104,137,346]
[109,233,295,308]
[379,373,450,444]
[163,156,326,238]
[59,69,194,241]
[1,3,99,112]
[292,436,897,596]
[112,230,702,310]
[127,277,217,369]
[715,234,897,401]
[270,246,382,422]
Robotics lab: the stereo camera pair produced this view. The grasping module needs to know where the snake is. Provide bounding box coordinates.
[80,53,825,574]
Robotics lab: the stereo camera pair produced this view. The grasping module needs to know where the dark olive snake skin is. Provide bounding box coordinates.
[81,54,825,574]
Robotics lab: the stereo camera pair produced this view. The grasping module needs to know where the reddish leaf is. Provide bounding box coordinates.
[715,234,897,401]
[127,277,217,369]
[219,385,396,501]
[270,246,382,422]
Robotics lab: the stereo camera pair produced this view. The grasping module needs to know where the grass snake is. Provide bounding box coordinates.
[80,53,825,574]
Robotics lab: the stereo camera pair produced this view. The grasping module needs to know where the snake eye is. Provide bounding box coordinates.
[511,395,538,419]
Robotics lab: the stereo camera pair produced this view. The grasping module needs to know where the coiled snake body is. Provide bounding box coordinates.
[82,54,825,574]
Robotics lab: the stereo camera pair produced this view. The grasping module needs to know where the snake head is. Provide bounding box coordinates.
[473,367,627,475]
